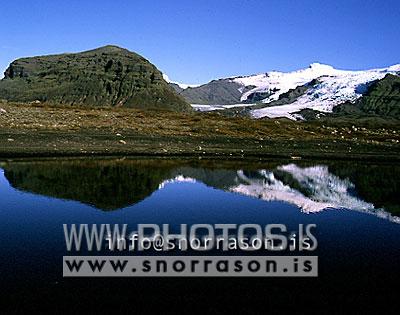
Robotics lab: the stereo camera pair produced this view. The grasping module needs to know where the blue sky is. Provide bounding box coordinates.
[0,0,399,84]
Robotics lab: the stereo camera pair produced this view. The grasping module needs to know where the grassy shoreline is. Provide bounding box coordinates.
[1,101,399,160]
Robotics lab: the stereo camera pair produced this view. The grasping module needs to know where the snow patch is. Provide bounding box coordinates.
[162,73,200,89]
[158,175,197,189]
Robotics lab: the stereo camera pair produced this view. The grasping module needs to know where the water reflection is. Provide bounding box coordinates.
[1,159,175,210]
[1,158,399,222]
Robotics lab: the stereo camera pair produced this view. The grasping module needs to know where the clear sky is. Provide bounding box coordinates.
[1,0,399,84]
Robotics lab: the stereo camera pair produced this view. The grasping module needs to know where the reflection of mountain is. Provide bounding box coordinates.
[2,159,174,210]
[327,163,400,216]
[229,165,399,223]
[1,159,399,222]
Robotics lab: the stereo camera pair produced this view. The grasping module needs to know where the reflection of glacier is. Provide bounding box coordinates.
[230,165,399,223]
[233,165,376,213]
[162,164,399,224]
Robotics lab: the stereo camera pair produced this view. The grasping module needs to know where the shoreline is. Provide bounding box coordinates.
[1,130,399,161]
[1,102,399,161]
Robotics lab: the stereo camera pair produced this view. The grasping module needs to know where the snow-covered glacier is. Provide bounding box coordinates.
[250,63,400,119]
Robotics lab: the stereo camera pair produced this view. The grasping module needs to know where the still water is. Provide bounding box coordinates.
[0,157,399,309]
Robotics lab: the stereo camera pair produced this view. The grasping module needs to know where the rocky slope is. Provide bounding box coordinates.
[330,74,400,120]
[357,74,400,118]
[0,45,191,111]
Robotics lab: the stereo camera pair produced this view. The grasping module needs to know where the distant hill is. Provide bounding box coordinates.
[0,45,191,111]
[178,79,244,105]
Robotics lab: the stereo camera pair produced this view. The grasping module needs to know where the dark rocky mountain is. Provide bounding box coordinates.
[331,74,400,120]
[0,45,191,111]
[177,79,244,105]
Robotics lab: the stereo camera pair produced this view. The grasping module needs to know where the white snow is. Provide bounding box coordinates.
[162,73,200,90]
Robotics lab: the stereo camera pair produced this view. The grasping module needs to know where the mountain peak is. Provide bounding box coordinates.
[97,44,126,51]
[308,63,334,70]
[386,64,400,72]
[84,45,130,54]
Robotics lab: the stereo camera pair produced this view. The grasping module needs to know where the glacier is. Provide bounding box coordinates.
[177,63,400,120]
[251,63,400,119]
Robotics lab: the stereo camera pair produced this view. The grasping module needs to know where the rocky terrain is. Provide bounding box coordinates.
[0,101,399,159]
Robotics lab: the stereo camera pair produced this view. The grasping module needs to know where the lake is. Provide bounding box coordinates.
[0,157,399,311]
